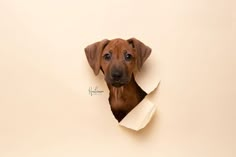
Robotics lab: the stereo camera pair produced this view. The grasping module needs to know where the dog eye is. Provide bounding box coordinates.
[103,53,112,61]
[124,53,132,61]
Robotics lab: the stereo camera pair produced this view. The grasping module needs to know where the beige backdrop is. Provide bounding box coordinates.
[0,0,235,157]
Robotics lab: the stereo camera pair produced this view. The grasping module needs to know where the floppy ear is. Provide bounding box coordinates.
[127,38,152,70]
[84,39,109,75]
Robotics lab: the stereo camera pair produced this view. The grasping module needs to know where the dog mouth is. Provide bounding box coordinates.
[111,82,125,87]
[105,75,130,88]
[110,79,129,88]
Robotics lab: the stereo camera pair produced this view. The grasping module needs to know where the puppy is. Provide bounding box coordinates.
[85,38,151,122]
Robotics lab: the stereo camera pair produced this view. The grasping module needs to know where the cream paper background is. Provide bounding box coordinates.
[0,0,235,157]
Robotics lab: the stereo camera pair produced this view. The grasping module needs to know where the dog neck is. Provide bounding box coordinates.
[107,74,146,121]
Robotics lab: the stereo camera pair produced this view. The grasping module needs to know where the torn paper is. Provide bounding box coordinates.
[119,56,160,131]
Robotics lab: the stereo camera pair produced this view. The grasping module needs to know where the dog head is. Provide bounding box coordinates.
[85,38,151,87]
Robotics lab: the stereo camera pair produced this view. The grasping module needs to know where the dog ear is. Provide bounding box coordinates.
[84,39,109,75]
[127,38,151,71]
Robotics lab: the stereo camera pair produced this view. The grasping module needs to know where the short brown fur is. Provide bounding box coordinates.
[85,38,151,122]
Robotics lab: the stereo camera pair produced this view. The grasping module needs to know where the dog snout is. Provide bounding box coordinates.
[111,70,123,81]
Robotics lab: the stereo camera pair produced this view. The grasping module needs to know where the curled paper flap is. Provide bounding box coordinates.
[119,94,156,131]
[119,80,160,131]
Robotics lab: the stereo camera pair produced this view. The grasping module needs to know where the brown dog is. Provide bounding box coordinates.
[85,38,151,122]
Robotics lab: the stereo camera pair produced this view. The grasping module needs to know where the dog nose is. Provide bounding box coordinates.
[111,70,123,81]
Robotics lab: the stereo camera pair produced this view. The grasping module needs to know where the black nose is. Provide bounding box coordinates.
[111,70,123,81]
